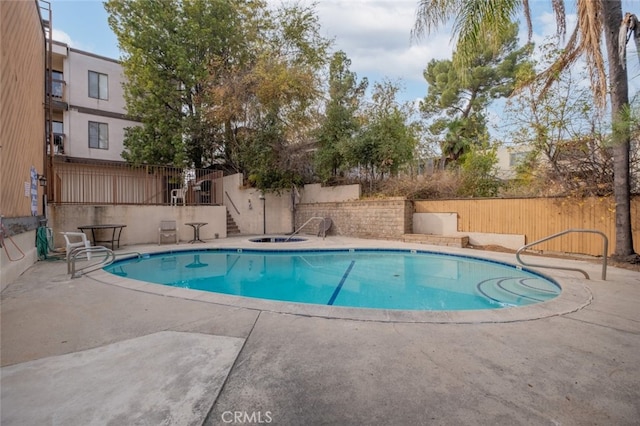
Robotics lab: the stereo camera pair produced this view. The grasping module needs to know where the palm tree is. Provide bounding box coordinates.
[414,0,637,260]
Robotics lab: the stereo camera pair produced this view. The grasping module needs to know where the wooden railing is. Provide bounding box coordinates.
[51,159,223,206]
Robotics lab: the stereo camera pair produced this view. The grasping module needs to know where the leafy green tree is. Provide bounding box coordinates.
[240,110,303,191]
[420,22,532,166]
[504,42,613,196]
[413,0,637,259]
[343,81,418,183]
[107,0,331,193]
[194,2,330,191]
[314,51,368,182]
[105,0,248,167]
[457,143,502,197]
[231,3,330,191]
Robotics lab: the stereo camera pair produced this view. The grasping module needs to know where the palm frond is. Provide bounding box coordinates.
[522,0,532,41]
[452,0,520,72]
[619,13,630,68]
[634,17,640,68]
[619,12,640,69]
[579,0,606,106]
[552,0,566,39]
[536,0,606,108]
[411,0,460,41]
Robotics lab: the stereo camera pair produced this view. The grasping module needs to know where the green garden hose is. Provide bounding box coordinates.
[36,226,55,260]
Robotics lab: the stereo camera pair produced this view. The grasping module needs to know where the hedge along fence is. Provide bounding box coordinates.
[414,196,640,256]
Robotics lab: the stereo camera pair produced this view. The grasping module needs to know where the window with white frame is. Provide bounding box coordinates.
[52,121,64,153]
[88,71,108,100]
[51,71,64,98]
[46,120,65,154]
[509,151,528,167]
[88,121,108,149]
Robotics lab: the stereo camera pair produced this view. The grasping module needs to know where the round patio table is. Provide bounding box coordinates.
[185,222,207,243]
[77,224,126,249]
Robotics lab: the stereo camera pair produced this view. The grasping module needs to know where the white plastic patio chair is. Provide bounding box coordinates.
[61,231,92,260]
[170,187,187,206]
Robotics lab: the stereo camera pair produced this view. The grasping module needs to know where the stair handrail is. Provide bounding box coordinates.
[515,228,608,280]
[286,217,329,241]
[225,191,240,215]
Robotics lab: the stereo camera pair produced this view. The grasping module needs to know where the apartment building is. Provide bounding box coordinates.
[1,1,141,287]
[49,40,138,162]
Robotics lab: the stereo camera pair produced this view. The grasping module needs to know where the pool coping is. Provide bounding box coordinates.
[85,237,594,324]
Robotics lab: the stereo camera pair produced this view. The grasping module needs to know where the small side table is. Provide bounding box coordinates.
[185,222,207,243]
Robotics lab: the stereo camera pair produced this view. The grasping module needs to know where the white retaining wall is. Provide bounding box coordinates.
[49,205,227,247]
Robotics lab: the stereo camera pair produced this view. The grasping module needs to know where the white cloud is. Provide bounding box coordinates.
[52,28,92,51]
[285,0,455,101]
[52,28,73,46]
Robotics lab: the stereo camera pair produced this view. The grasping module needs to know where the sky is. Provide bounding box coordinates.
[50,0,640,115]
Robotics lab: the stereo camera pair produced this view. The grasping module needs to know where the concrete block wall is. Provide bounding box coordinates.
[295,199,413,240]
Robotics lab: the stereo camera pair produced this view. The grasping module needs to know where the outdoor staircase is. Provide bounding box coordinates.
[226,211,240,235]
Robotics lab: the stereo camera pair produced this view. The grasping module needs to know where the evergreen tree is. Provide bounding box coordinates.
[314,51,368,182]
[420,22,532,166]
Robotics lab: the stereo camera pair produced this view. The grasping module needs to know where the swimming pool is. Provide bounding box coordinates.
[104,249,561,311]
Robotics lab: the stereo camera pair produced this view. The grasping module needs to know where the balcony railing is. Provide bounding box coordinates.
[46,133,65,155]
[47,78,67,110]
[51,159,223,206]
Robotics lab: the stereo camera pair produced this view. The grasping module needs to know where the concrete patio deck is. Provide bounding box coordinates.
[1,236,639,425]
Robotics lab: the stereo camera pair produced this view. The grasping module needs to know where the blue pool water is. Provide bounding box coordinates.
[104,249,561,311]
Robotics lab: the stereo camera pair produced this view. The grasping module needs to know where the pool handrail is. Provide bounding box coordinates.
[286,216,330,241]
[68,246,115,278]
[515,228,608,280]
[68,247,144,278]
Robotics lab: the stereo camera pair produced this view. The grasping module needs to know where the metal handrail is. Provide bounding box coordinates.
[515,229,608,280]
[114,251,143,260]
[286,216,329,241]
[68,246,115,278]
[79,250,143,278]
[225,191,240,215]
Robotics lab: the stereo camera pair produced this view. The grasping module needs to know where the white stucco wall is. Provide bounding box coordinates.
[222,174,293,235]
[66,49,127,113]
[300,183,360,203]
[413,212,458,235]
[0,230,38,292]
[495,145,531,180]
[64,110,129,161]
[60,46,139,162]
[50,205,227,247]
[463,232,525,250]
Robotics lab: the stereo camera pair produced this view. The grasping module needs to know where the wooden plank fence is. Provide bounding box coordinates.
[414,197,639,256]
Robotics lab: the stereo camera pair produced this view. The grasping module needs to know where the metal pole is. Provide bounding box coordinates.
[259,193,266,234]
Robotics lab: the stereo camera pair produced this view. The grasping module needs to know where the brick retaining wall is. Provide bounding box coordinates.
[295,199,413,240]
